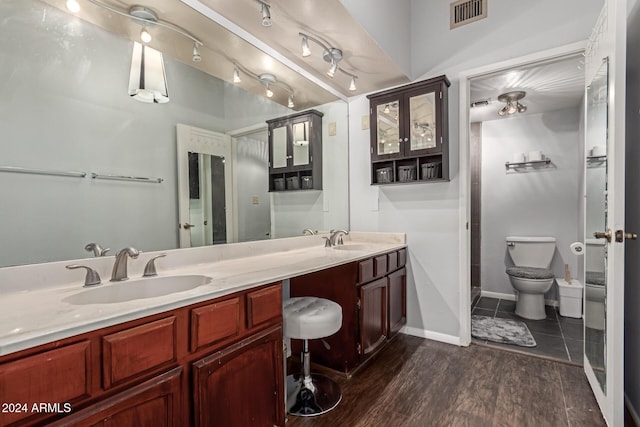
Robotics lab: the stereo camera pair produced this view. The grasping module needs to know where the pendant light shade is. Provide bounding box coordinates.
[128,42,169,104]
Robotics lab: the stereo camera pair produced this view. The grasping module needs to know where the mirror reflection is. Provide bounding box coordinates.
[584,58,608,391]
[0,0,349,267]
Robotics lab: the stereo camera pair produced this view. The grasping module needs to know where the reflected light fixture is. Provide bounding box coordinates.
[413,122,433,141]
[257,0,272,27]
[383,104,390,114]
[140,27,152,43]
[298,32,358,91]
[128,42,169,103]
[497,91,527,116]
[65,0,80,13]
[232,63,295,108]
[233,66,242,84]
[72,2,204,62]
[288,94,295,108]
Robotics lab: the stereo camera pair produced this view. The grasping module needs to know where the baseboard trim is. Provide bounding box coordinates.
[626,394,640,427]
[480,290,559,307]
[400,326,461,346]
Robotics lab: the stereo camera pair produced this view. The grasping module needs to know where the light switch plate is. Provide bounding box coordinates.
[252,196,259,204]
[328,122,336,136]
[361,115,369,130]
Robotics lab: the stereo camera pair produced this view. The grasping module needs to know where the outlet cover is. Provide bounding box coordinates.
[328,122,336,136]
[252,196,259,205]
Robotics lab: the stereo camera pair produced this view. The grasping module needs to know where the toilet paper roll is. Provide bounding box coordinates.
[570,242,585,255]
[591,145,606,157]
[512,153,525,163]
[528,150,543,162]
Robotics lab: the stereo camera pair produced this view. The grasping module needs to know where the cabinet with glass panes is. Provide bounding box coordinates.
[367,75,450,185]
[266,109,323,191]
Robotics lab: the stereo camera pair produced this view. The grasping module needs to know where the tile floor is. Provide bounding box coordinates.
[471,296,584,365]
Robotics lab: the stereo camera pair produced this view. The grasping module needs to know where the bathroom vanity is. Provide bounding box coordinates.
[0,233,406,426]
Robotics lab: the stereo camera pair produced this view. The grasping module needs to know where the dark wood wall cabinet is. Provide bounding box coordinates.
[266,109,323,191]
[290,248,407,376]
[367,75,450,185]
[0,283,284,427]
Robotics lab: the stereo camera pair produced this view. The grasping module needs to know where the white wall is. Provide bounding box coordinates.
[480,109,581,298]
[338,0,412,78]
[348,4,599,341]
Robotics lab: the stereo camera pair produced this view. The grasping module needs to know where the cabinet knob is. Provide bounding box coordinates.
[404,137,409,142]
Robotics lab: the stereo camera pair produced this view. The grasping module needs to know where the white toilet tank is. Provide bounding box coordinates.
[506,236,556,268]
[585,238,606,273]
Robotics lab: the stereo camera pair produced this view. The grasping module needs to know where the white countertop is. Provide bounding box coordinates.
[0,232,405,356]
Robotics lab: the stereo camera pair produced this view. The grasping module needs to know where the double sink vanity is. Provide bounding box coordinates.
[0,232,406,426]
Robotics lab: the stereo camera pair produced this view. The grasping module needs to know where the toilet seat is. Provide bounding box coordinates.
[506,266,554,280]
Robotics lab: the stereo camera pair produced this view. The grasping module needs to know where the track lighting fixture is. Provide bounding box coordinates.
[257,0,272,27]
[413,122,433,141]
[232,64,295,108]
[497,91,527,117]
[298,32,358,91]
[73,1,203,60]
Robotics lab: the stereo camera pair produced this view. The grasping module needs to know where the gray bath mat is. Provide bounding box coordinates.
[471,315,537,347]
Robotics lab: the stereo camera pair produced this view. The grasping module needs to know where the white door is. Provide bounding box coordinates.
[176,124,234,248]
[583,1,626,424]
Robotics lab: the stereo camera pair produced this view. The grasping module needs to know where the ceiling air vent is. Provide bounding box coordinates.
[450,0,488,29]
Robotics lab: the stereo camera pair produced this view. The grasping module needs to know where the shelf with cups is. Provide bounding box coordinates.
[267,109,323,192]
[587,155,607,162]
[504,158,552,170]
[367,75,450,186]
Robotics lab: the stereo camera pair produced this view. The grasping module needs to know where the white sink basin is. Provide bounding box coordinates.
[63,275,212,305]
[332,244,370,251]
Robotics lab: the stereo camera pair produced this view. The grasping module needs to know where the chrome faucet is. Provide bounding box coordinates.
[84,242,110,257]
[329,230,349,246]
[111,247,140,282]
[302,228,317,236]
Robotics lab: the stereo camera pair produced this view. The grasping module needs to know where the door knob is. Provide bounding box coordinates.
[593,230,612,242]
[615,229,638,242]
[182,223,195,230]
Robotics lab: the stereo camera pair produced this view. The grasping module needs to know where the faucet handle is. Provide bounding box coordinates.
[143,254,166,277]
[84,243,110,257]
[66,264,102,287]
[322,237,331,247]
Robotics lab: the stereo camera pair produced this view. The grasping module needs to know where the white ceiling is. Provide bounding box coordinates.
[469,54,585,123]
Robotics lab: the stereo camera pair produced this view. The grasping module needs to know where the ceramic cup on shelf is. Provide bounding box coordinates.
[512,153,525,163]
[591,145,606,157]
[528,150,543,162]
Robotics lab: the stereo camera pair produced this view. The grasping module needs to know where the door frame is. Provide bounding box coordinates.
[176,123,235,247]
[457,40,587,347]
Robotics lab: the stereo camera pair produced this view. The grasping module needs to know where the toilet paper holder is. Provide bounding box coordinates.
[570,242,584,255]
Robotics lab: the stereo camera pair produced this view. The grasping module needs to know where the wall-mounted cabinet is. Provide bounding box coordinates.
[266,109,323,191]
[367,75,450,184]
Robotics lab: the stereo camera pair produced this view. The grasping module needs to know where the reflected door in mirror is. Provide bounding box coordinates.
[188,153,227,246]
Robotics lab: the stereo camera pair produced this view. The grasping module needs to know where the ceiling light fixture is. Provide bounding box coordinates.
[497,91,527,117]
[80,1,204,62]
[257,0,272,27]
[413,122,433,141]
[232,64,295,108]
[65,0,80,13]
[298,32,358,92]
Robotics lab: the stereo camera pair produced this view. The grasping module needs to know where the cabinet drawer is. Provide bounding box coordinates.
[374,254,388,277]
[191,297,240,352]
[398,248,407,267]
[0,341,91,426]
[103,317,176,389]
[246,284,282,329]
[388,251,398,272]
[359,258,375,284]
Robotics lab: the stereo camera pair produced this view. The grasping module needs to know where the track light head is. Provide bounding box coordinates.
[260,2,272,27]
[349,76,357,91]
[140,27,152,43]
[192,43,201,62]
[288,94,295,108]
[327,60,338,78]
[301,37,311,57]
[233,67,241,84]
[66,0,80,13]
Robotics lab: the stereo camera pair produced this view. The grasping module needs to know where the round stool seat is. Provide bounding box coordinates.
[283,297,342,340]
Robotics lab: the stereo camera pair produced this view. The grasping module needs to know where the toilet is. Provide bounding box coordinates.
[506,236,556,320]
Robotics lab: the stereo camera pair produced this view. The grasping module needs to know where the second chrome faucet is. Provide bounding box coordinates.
[111,247,140,281]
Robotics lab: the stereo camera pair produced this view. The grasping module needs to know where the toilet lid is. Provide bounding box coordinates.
[506,266,554,279]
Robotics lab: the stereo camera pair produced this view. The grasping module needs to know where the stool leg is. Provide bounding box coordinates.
[286,339,342,417]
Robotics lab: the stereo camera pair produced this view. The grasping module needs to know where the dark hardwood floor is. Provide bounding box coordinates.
[286,334,605,427]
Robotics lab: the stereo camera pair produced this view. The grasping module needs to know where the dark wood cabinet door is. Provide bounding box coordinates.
[192,326,284,427]
[359,278,388,358]
[388,267,407,338]
[48,367,183,427]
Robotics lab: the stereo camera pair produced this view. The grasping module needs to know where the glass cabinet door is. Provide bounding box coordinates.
[271,125,288,169]
[408,91,437,154]
[292,121,310,167]
[375,100,401,157]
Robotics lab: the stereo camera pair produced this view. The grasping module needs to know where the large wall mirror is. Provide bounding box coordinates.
[0,0,349,268]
